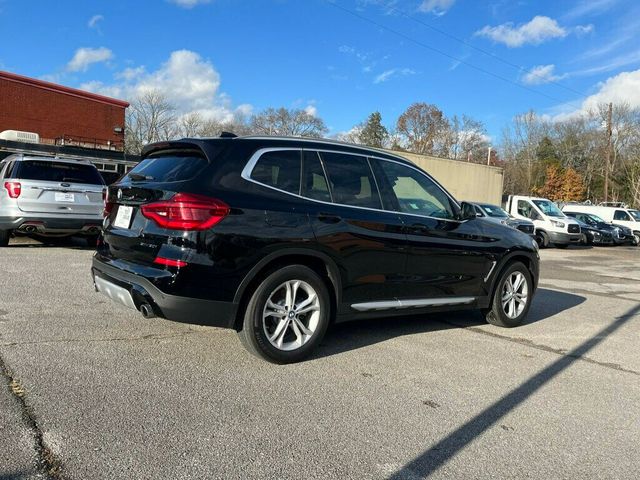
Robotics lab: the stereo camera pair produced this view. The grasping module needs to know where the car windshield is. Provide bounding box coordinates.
[629,210,640,221]
[479,204,508,218]
[588,214,605,223]
[532,199,564,218]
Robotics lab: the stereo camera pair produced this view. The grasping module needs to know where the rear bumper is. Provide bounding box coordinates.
[91,257,238,329]
[0,215,102,235]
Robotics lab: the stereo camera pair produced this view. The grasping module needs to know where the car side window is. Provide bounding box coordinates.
[614,210,631,221]
[301,151,331,202]
[375,160,456,220]
[518,200,532,218]
[320,152,382,209]
[250,150,301,195]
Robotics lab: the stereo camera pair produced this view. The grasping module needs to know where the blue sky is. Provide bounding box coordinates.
[1,0,639,141]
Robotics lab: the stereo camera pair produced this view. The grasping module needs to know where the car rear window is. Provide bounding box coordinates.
[127,151,209,183]
[11,160,104,185]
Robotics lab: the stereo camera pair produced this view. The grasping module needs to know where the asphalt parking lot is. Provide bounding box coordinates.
[1,238,639,479]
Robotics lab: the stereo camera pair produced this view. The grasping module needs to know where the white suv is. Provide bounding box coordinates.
[0,154,105,247]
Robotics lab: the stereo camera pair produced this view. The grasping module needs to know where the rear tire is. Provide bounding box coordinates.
[0,229,10,247]
[484,262,533,328]
[237,265,330,364]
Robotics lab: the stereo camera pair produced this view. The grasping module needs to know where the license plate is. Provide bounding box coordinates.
[55,192,75,202]
[114,205,134,229]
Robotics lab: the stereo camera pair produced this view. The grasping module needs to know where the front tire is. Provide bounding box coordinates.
[484,262,533,328]
[0,229,10,247]
[536,231,549,248]
[237,265,330,363]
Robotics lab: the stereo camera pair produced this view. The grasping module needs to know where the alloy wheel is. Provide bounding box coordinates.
[262,280,321,351]
[501,271,529,319]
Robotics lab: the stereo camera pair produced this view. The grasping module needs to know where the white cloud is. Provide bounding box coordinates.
[475,16,568,47]
[553,69,640,121]
[169,0,211,8]
[581,69,640,111]
[522,64,566,85]
[373,68,415,83]
[419,0,455,16]
[304,105,318,117]
[80,49,247,123]
[67,47,113,72]
[574,24,594,36]
[88,14,103,29]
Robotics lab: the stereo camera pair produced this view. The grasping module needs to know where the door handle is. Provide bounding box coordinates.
[317,213,341,224]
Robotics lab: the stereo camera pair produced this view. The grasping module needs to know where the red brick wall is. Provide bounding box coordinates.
[0,77,126,148]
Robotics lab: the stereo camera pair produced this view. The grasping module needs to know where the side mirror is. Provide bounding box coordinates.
[460,202,477,221]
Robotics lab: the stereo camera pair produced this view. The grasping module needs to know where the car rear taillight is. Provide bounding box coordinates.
[141,193,230,231]
[103,189,113,217]
[4,182,21,199]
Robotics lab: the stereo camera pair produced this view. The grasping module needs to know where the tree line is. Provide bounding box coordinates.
[125,91,640,208]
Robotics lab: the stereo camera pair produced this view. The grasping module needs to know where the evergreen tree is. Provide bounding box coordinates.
[358,111,388,148]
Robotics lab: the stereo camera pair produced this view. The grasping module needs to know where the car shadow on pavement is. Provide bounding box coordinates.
[121,288,583,349]
[385,301,640,480]
[315,288,585,360]
[6,236,95,251]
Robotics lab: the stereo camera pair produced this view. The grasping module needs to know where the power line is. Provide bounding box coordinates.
[324,0,585,110]
[384,4,590,99]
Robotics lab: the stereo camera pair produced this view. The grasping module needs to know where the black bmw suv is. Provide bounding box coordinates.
[92,135,539,363]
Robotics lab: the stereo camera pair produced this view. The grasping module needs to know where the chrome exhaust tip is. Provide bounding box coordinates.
[139,303,156,319]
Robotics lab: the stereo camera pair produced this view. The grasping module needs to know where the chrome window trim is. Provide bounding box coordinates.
[352,296,476,312]
[241,147,464,224]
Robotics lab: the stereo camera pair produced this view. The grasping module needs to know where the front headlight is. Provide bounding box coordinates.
[551,220,565,228]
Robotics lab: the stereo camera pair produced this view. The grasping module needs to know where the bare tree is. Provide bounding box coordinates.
[501,110,550,193]
[249,107,328,137]
[125,90,177,154]
[395,103,450,155]
[448,114,489,161]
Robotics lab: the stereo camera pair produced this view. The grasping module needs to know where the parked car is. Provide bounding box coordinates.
[572,218,614,245]
[562,204,640,245]
[472,202,536,237]
[92,135,540,363]
[505,195,581,249]
[565,212,637,246]
[0,154,105,247]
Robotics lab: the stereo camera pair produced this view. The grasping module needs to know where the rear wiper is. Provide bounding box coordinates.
[128,173,155,182]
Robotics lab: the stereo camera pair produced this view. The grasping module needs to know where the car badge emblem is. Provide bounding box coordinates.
[117,189,123,200]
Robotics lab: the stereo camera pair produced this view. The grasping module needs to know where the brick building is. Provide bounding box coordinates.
[0,71,137,181]
[0,70,128,150]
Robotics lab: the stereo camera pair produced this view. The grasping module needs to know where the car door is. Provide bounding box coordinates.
[371,157,494,301]
[305,150,408,309]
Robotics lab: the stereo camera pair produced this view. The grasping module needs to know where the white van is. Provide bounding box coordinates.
[562,204,640,244]
[505,195,581,249]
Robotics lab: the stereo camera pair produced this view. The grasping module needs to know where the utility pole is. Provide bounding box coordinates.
[487,146,492,166]
[604,102,612,203]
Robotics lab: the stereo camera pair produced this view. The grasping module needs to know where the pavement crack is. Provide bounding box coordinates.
[440,320,640,377]
[0,352,65,479]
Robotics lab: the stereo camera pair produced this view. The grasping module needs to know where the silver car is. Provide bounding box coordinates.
[0,154,105,246]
